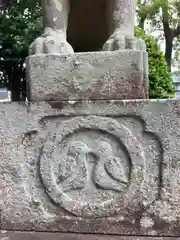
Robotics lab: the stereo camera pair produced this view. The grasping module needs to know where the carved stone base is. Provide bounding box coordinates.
[26,51,148,101]
[1,100,180,236]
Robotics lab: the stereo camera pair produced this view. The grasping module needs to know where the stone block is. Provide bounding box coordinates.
[1,100,180,236]
[26,51,148,101]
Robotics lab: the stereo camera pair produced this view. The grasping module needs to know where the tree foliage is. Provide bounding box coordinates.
[0,0,42,99]
[137,0,180,72]
[136,26,175,98]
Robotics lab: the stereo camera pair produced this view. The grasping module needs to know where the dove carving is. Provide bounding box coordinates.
[56,141,90,192]
[92,141,129,192]
[56,139,129,194]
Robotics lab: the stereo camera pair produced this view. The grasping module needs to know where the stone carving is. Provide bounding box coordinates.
[56,140,129,193]
[56,141,89,192]
[39,116,147,218]
[29,0,146,55]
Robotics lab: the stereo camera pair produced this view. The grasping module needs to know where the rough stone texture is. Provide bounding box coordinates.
[1,99,180,236]
[0,102,29,215]
[26,51,148,101]
[0,231,178,240]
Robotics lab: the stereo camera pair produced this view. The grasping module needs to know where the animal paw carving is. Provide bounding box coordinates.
[102,30,146,51]
[29,29,74,55]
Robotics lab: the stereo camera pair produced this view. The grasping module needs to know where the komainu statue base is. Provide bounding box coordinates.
[26,50,148,101]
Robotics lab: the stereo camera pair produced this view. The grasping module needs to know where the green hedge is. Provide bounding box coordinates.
[135,27,175,99]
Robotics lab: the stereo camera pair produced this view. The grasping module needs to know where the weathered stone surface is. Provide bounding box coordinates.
[0,102,29,220]
[1,99,180,236]
[0,231,178,240]
[26,51,148,101]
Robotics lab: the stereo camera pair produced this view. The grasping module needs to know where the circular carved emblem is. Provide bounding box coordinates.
[40,116,145,218]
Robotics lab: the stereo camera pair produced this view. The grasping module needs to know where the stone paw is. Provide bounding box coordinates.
[29,30,74,55]
[102,31,146,51]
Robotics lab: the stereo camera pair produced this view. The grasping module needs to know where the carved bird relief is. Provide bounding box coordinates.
[57,141,90,192]
[56,140,129,193]
[92,141,129,192]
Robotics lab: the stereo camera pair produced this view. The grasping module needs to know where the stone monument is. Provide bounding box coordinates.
[1,0,180,240]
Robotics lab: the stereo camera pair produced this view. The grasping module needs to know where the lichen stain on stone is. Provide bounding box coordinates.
[150,214,176,234]
[22,130,38,147]
[54,0,62,11]
[48,101,64,110]
[140,216,154,228]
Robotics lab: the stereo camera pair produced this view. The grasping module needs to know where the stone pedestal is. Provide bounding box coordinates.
[2,50,180,239]
[26,51,148,101]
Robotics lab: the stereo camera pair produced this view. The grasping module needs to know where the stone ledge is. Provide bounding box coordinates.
[1,100,180,236]
[0,231,178,240]
[26,51,148,101]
